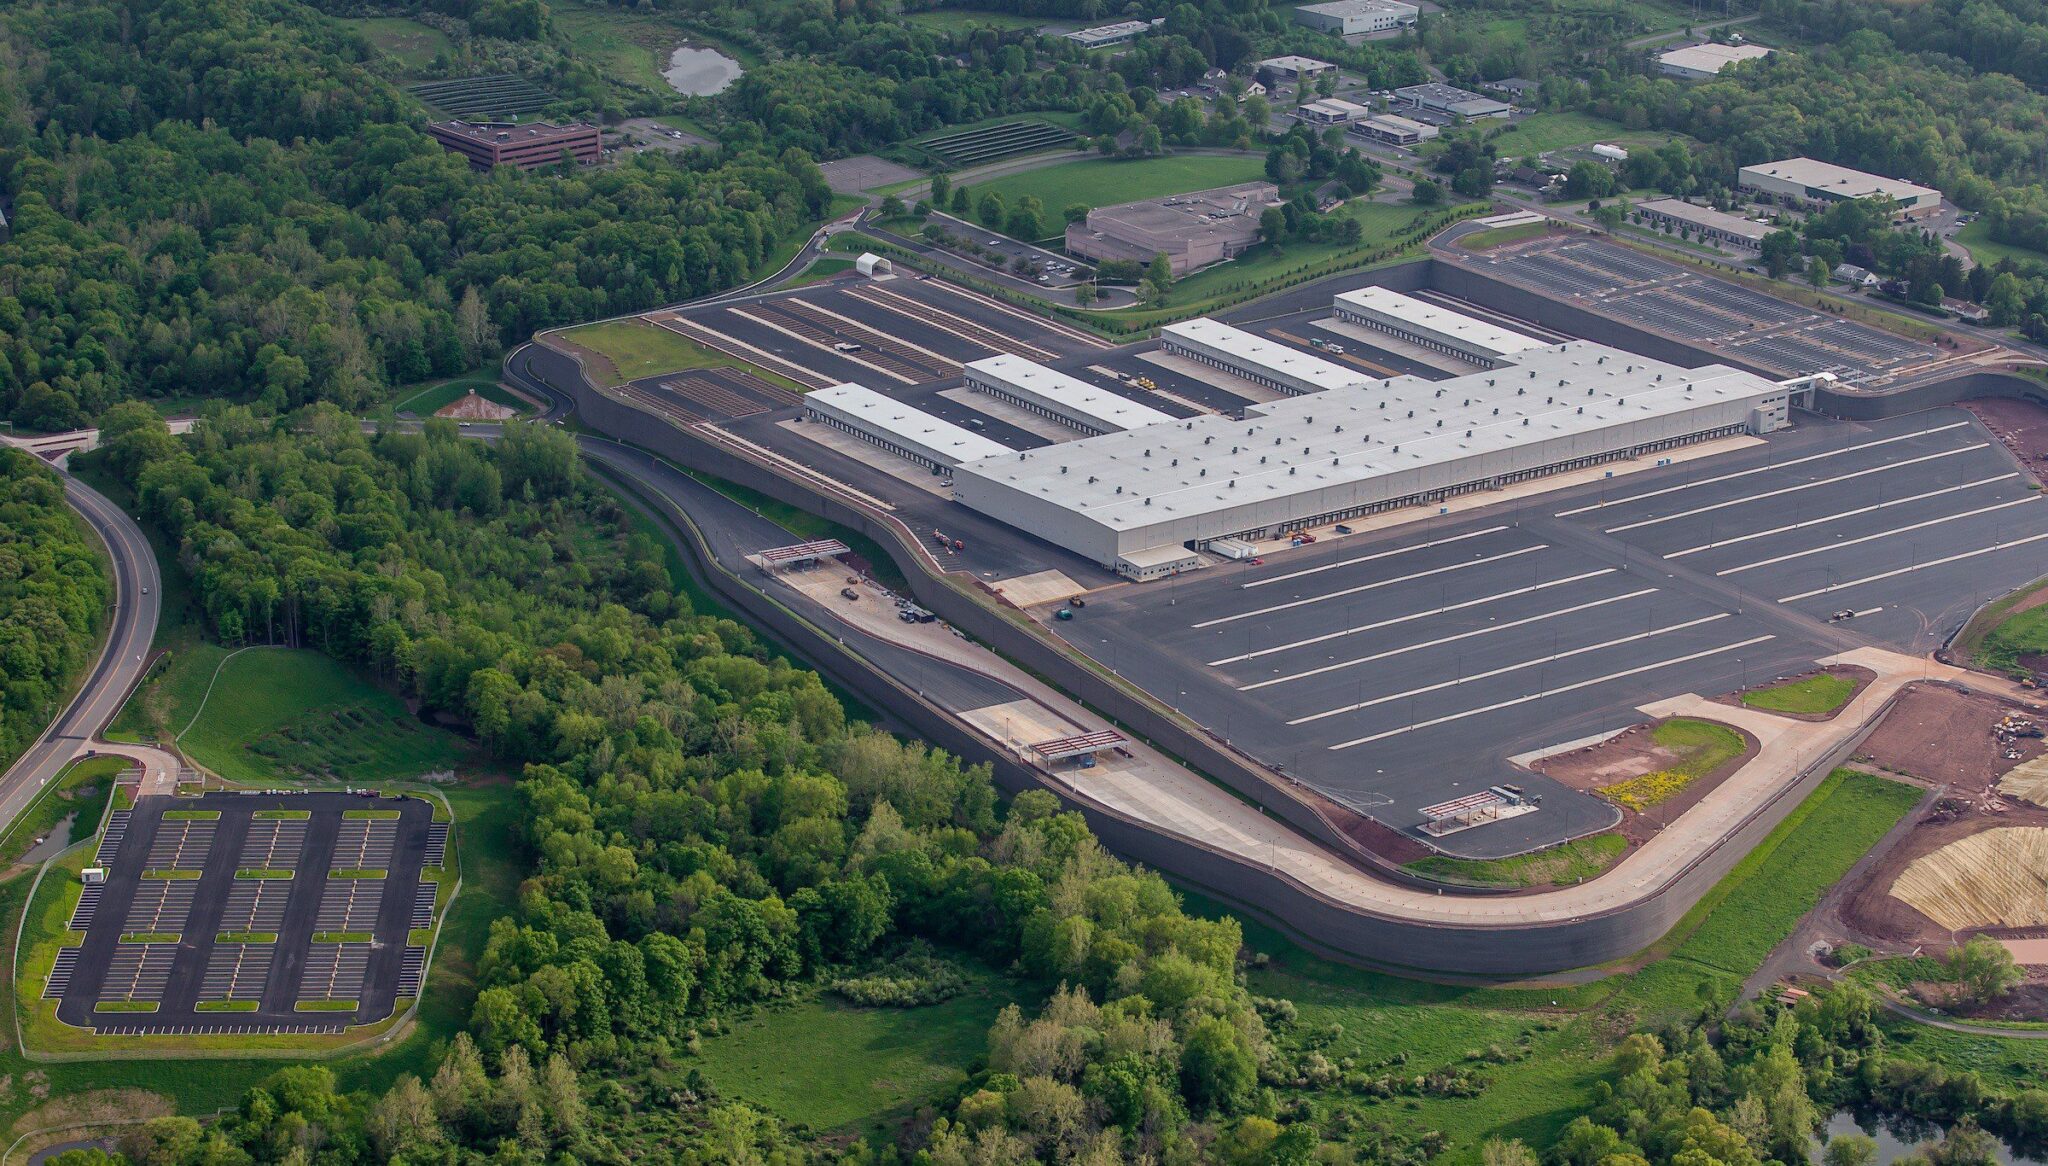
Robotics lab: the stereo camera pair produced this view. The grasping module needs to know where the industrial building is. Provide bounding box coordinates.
[1351,114,1438,145]
[1298,97,1373,124]
[1064,182,1281,276]
[1632,199,1772,250]
[1064,19,1157,47]
[803,383,1009,471]
[964,355,1177,435]
[425,120,602,171]
[1159,318,1368,396]
[1258,55,1340,82]
[1394,83,1511,119]
[1738,158,1942,218]
[1656,42,1774,79]
[1331,286,1547,366]
[951,334,1789,574]
[1293,0,1419,35]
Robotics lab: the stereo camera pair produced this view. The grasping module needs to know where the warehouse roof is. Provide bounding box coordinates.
[966,354,1177,432]
[1657,43,1773,75]
[1161,318,1369,394]
[955,343,1782,531]
[1739,157,1940,204]
[1301,98,1373,119]
[1635,198,1772,243]
[807,383,1010,464]
[1334,286,1547,359]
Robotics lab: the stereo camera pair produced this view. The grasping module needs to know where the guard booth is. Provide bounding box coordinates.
[1029,729,1128,770]
[757,539,850,573]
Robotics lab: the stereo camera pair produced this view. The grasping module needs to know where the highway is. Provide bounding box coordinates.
[0,468,162,835]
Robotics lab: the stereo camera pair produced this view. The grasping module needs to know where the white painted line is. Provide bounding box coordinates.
[1555,421,1973,517]
[1328,635,1777,750]
[1245,525,1510,589]
[1717,497,2040,576]
[726,306,917,385]
[1776,531,2048,602]
[1240,588,1658,691]
[1292,614,1731,724]
[1194,546,1547,628]
[1664,475,2018,559]
[1206,569,1617,665]
[1604,444,1989,534]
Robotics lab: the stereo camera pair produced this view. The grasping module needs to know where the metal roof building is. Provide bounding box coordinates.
[1738,157,1942,216]
[1159,318,1368,397]
[804,383,1011,471]
[1394,83,1511,119]
[1332,287,1547,366]
[1293,0,1419,35]
[1656,43,1773,80]
[951,337,1790,573]
[965,355,1176,435]
[1064,19,1155,47]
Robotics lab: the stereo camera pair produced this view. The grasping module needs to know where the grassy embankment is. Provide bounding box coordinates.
[553,319,810,394]
[1407,832,1630,888]
[1741,673,1858,716]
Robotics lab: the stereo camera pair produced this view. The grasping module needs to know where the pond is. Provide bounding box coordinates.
[664,44,742,96]
[1822,1110,2046,1166]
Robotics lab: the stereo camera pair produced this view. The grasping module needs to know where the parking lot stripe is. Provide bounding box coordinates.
[1206,568,1617,665]
[1603,444,1989,534]
[1292,614,1732,724]
[1243,526,1510,589]
[1715,497,2040,576]
[1240,588,1659,690]
[1193,546,1548,628]
[1776,530,2048,602]
[1327,635,1776,750]
[1554,421,1974,517]
[1663,475,2018,559]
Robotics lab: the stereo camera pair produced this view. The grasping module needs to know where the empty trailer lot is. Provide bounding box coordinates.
[1053,410,2048,855]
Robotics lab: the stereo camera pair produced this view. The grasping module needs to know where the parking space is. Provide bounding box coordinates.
[1050,409,2046,855]
[53,792,437,1033]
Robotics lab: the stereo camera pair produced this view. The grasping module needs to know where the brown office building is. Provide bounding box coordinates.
[1064,181,1282,277]
[426,120,602,172]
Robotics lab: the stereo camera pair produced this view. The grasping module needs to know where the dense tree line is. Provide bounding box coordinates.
[0,450,109,771]
[0,0,832,431]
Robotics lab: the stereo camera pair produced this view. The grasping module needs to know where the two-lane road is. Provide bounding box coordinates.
[0,470,161,833]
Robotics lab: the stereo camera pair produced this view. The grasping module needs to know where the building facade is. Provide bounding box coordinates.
[1632,199,1772,250]
[1737,157,1942,218]
[1293,0,1419,35]
[425,121,602,171]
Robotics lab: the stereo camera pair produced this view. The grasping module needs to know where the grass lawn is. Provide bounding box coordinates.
[1976,596,2048,676]
[1956,221,2048,270]
[384,375,530,420]
[786,257,857,288]
[904,8,1046,31]
[976,154,1268,217]
[1487,112,1675,157]
[550,8,757,103]
[338,16,452,74]
[692,970,1020,1136]
[0,756,122,868]
[1598,718,1748,811]
[553,319,741,387]
[1741,672,1858,716]
[1458,222,1552,251]
[133,647,466,785]
[1407,832,1629,888]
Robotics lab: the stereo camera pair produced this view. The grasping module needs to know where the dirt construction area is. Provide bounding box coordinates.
[1535,718,1758,846]
[1965,397,2048,486]
[1855,683,2047,790]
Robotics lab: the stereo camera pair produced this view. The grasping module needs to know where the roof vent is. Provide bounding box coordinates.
[1116,485,1124,493]
[1061,465,1070,474]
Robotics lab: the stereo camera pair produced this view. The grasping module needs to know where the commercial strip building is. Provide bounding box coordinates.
[1293,0,1419,34]
[425,120,602,171]
[1393,83,1511,119]
[964,355,1177,435]
[1331,286,1548,366]
[1257,55,1340,81]
[1737,157,1942,218]
[1632,198,1773,250]
[1298,97,1373,124]
[1063,19,1156,47]
[1063,181,1281,276]
[1351,114,1438,145]
[803,383,1010,471]
[1159,318,1368,397]
[1655,42,1773,79]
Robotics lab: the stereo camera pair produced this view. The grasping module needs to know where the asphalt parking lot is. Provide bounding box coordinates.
[1053,410,2048,856]
[56,791,436,1033]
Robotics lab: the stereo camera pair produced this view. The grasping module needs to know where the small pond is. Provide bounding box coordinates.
[664,44,742,96]
[1821,1110,2045,1166]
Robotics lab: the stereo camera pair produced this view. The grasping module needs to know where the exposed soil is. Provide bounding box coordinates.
[1964,396,2048,487]
[1712,664,1876,722]
[1855,683,2047,790]
[1302,790,1434,865]
[1534,717,1760,846]
[1839,793,2048,948]
[1905,972,2048,1023]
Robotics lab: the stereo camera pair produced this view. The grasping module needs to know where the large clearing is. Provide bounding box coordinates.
[1486,112,1675,156]
[976,154,1268,216]
[338,16,452,74]
[555,319,740,387]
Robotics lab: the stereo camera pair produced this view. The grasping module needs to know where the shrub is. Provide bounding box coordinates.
[828,943,968,1008]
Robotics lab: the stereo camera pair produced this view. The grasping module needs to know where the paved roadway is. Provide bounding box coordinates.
[0,470,161,836]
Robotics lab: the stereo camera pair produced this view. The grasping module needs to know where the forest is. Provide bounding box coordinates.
[0,450,109,773]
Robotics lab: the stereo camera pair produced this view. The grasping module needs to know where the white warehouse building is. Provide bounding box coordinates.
[1332,286,1548,366]
[803,383,1009,471]
[1160,318,1368,396]
[964,354,1177,435]
[950,340,1789,575]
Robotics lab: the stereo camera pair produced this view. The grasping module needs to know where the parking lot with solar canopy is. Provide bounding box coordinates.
[50,791,440,1034]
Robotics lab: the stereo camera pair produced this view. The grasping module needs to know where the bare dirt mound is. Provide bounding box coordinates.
[1842,797,2048,946]
[1890,826,2048,933]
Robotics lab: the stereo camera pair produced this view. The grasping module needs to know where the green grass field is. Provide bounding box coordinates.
[1741,672,1858,716]
[550,8,756,103]
[1407,832,1629,888]
[0,756,122,867]
[555,318,811,393]
[1487,113,1676,157]
[338,16,452,74]
[1956,221,2048,270]
[1977,598,2048,675]
[904,7,1046,31]
[386,376,530,420]
[976,154,1268,217]
[786,257,856,288]
[1458,222,1552,251]
[692,970,1020,1135]
[130,647,466,784]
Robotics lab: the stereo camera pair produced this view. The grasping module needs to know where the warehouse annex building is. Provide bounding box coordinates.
[947,292,1791,577]
[1738,157,1942,218]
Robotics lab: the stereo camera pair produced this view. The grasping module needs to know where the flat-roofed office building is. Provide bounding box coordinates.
[1064,182,1281,276]
[425,121,602,171]
[1737,157,1942,218]
[1293,0,1419,35]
